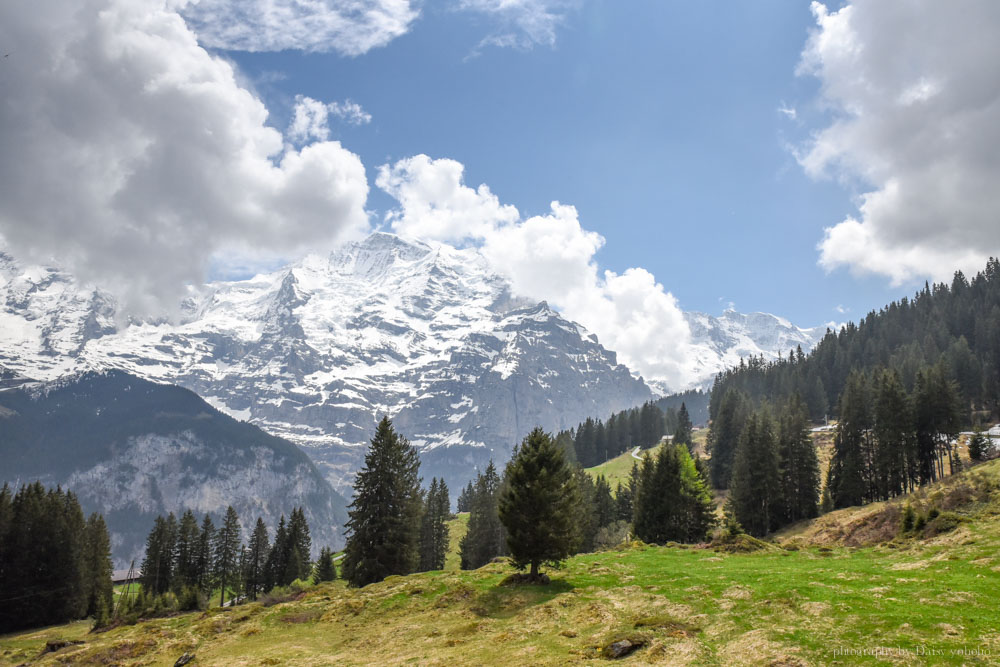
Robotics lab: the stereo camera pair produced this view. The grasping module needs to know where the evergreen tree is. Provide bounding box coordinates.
[707,388,750,489]
[195,514,215,595]
[614,463,639,522]
[574,469,598,553]
[245,517,270,600]
[141,515,175,596]
[872,369,914,498]
[775,395,820,524]
[828,372,871,508]
[459,462,506,569]
[82,513,113,620]
[341,417,423,587]
[968,429,992,462]
[313,547,337,582]
[673,402,694,450]
[214,506,242,607]
[498,428,580,578]
[457,481,475,513]
[419,478,450,571]
[728,409,781,537]
[633,443,714,543]
[266,515,288,590]
[593,475,616,529]
[285,507,312,583]
[173,509,200,593]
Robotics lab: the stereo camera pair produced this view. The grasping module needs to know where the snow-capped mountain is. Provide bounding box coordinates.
[679,310,830,391]
[0,233,829,495]
[0,234,652,495]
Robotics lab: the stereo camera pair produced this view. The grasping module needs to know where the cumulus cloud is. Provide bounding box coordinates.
[377,155,693,389]
[288,96,371,144]
[0,0,370,315]
[179,0,419,56]
[798,1,1000,285]
[458,0,580,52]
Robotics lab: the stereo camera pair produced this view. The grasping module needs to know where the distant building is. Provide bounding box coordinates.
[112,569,138,585]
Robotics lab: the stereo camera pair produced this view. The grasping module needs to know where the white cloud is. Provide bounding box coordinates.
[288,96,372,144]
[777,104,797,121]
[0,0,370,315]
[458,0,580,52]
[377,155,693,389]
[329,100,372,126]
[798,1,1000,285]
[179,0,419,56]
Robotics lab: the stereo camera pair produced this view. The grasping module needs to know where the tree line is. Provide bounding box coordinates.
[0,482,113,633]
[709,258,1000,426]
[555,400,697,468]
[135,505,326,614]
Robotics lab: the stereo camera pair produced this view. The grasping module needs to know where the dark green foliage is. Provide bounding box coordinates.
[673,402,693,450]
[341,417,423,587]
[593,476,616,529]
[615,464,639,523]
[900,504,916,533]
[0,483,112,633]
[707,388,750,489]
[728,410,780,537]
[827,372,871,509]
[265,515,288,591]
[499,428,580,577]
[968,430,992,462]
[418,478,450,571]
[459,462,506,570]
[195,514,215,595]
[214,506,242,607]
[775,395,820,524]
[285,507,313,584]
[457,481,474,513]
[313,547,337,582]
[83,513,114,620]
[574,470,598,553]
[141,514,176,596]
[245,517,270,600]
[632,443,715,544]
[173,510,200,593]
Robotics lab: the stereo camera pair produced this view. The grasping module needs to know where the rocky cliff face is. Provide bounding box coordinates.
[0,370,346,566]
[0,235,653,495]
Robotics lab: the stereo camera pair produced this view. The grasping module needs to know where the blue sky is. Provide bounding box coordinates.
[2,0,997,387]
[225,0,902,326]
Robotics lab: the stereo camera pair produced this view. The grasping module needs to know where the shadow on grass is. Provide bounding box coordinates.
[470,577,575,619]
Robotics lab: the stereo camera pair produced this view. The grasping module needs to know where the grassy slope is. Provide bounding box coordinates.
[5,461,1000,665]
[584,447,652,488]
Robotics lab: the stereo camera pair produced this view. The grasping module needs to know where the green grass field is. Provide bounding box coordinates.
[584,446,652,488]
[4,461,1000,665]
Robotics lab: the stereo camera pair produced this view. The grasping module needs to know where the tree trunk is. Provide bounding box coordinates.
[530,561,539,578]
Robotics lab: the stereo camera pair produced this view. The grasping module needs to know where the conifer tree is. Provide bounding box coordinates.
[872,369,914,498]
[266,515,289,589]
[593,475,616,529]
[285,507,312,583]
[828,372,871,508]
[341,417,423,587]
[214,506,242,607]
[419,478,450,571]
[574,469,598,553]
[459,462,506,569]
[457,481,475,513]
[195,514,215,595]
[82,513,113,620]
[141,515,175,596]
[313,547,337,582]
[968,429,991,462]
[633,443,714,543]
[245,517,270,600]
[674,402,694,450]
[728,409,781,537]
[707,388,750,489]
[498,428,580,579]
[775,395,820,524]
[173,509,200,592]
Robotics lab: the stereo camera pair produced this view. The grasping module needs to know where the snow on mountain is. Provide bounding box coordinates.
[676,310,830,392]
[0,235,652,495]
[0,234,828,495]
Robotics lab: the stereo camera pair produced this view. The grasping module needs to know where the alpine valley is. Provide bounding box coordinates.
[0,232,825,502]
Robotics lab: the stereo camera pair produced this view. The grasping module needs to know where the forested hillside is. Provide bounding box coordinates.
[709,258,1000,423]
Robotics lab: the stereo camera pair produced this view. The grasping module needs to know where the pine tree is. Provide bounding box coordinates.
[872,369,914,498]
[266,515,288,590]
[457,481,475,513]
[141,515,175,596]
[828,372,871,508]
[285,507,312,583]
[498,428,580,579]
[633,443,714,543]
[245,517,270,600]
[728,409,781,537]
[593,475,616,529]
[195,514,215,595]
[313,547,337,582]
[341,417,423,587]
[419,478,450,571]
[459,462,506,569]
[173,510,200,593]
[968,429,991,462]
[674,402,694,450]
[775,395,820,524]
[574,469,598,553]
[707,388,750,489]
[82,513,113,620]
[214,506,242,607]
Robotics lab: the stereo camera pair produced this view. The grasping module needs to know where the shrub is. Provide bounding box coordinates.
[900,504,916,533]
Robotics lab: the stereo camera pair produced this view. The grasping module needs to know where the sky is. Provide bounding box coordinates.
[1,0,999,389]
